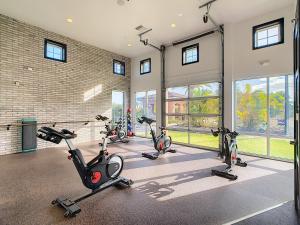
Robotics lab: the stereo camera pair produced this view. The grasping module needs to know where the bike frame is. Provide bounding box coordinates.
[228,134,238,165]
[149,125,158,146]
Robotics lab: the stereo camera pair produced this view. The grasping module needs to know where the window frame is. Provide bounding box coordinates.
[182,43,199,66]
[113,59,125,76]
[44,39,67,63]
[252,18,284,50]
[140,58,151,75]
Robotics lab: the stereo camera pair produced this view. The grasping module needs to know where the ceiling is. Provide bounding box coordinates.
[0,0,293,58]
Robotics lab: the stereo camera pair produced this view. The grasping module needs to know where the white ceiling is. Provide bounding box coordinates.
[0,0,293,58]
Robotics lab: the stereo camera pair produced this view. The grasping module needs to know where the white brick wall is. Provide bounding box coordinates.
[0,14,131,155]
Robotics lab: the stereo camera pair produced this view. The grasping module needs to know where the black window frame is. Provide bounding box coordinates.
[113,59,125,76]
[182,43,199,66]
[140,58,151,75]
[44,39,67,63]
[252,18,284,50]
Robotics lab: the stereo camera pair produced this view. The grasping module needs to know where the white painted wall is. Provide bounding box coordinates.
[165,33,222,87]
[131,5,294,132]
[130,51,161,132]
[224,5,294,129]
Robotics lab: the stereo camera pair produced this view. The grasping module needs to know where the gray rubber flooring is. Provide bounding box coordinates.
[0,137,294,225]
[235,201,300,225]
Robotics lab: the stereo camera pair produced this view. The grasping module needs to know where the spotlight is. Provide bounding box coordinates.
[117,0,130,5]
[203,14,208,23]
[143,39,148,46]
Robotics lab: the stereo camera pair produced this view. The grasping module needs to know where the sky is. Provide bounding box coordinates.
[112,91,124,105]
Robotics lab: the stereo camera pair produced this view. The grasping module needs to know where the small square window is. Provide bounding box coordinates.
[182,44,199,65]
[253,18,284,50]
[140,58,151,75]
[113,59,125,76]
[44,39,67,62]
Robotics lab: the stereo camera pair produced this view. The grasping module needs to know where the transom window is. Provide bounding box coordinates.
[44,39,67,62]
[113,59,125,76]
[182,44,199,65]
[253,18,284,50]
[140,58,151,75]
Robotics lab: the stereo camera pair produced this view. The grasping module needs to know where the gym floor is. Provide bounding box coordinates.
[0,137,293,225]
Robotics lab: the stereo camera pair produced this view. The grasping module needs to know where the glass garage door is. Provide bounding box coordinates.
[165,82,221,149]
[235,75,294,160]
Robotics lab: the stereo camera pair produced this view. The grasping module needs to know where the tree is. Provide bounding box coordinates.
[269,91,285,118]
[236,84,267,132]
[189,84,219,129]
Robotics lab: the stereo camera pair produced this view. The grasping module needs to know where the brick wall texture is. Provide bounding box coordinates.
[0,14,131,155]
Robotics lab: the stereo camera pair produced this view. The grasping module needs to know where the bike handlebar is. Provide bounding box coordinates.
[95,115,109,121]
[37,127,77,144]
[210,128,239,137]
[137,116,156,125]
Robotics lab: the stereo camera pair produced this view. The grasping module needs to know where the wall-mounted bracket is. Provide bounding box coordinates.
[138,28,162,52]
[199,0,223,35]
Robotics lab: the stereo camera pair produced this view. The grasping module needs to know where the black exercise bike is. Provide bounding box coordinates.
[37,127,133,217]
[137,116,176,160]
[211,127,247,180]
[96,115,128,144]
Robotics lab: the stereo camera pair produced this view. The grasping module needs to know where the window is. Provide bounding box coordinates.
[44,39,67,62]
[140,58,151,75]
[112,91,124,125]
[253,18,284,50]
[182,44,199,65]
[166,86,188,99]
[113,59,125,76]
[235,75,294,160]
[135,90,156,137]
[165,82,221,149]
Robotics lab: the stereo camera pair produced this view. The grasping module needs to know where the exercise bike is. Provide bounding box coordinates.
[37,127,133,217]
[137,116,176,160]
[96,115,129,144]
[211,127,247,180]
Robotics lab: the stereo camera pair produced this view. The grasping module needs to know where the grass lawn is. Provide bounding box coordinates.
[237,136,267,156]
[167,131,219,149]
[167,131,294,160]
[238,136,294,160]
[167,130,189,144]
[270,138,294,160]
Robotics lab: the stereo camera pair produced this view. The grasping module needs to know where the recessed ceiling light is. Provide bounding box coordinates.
[171,23,176,28]
[66,18,73,23]
[178,13,183,17]
[127,43,132,47]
